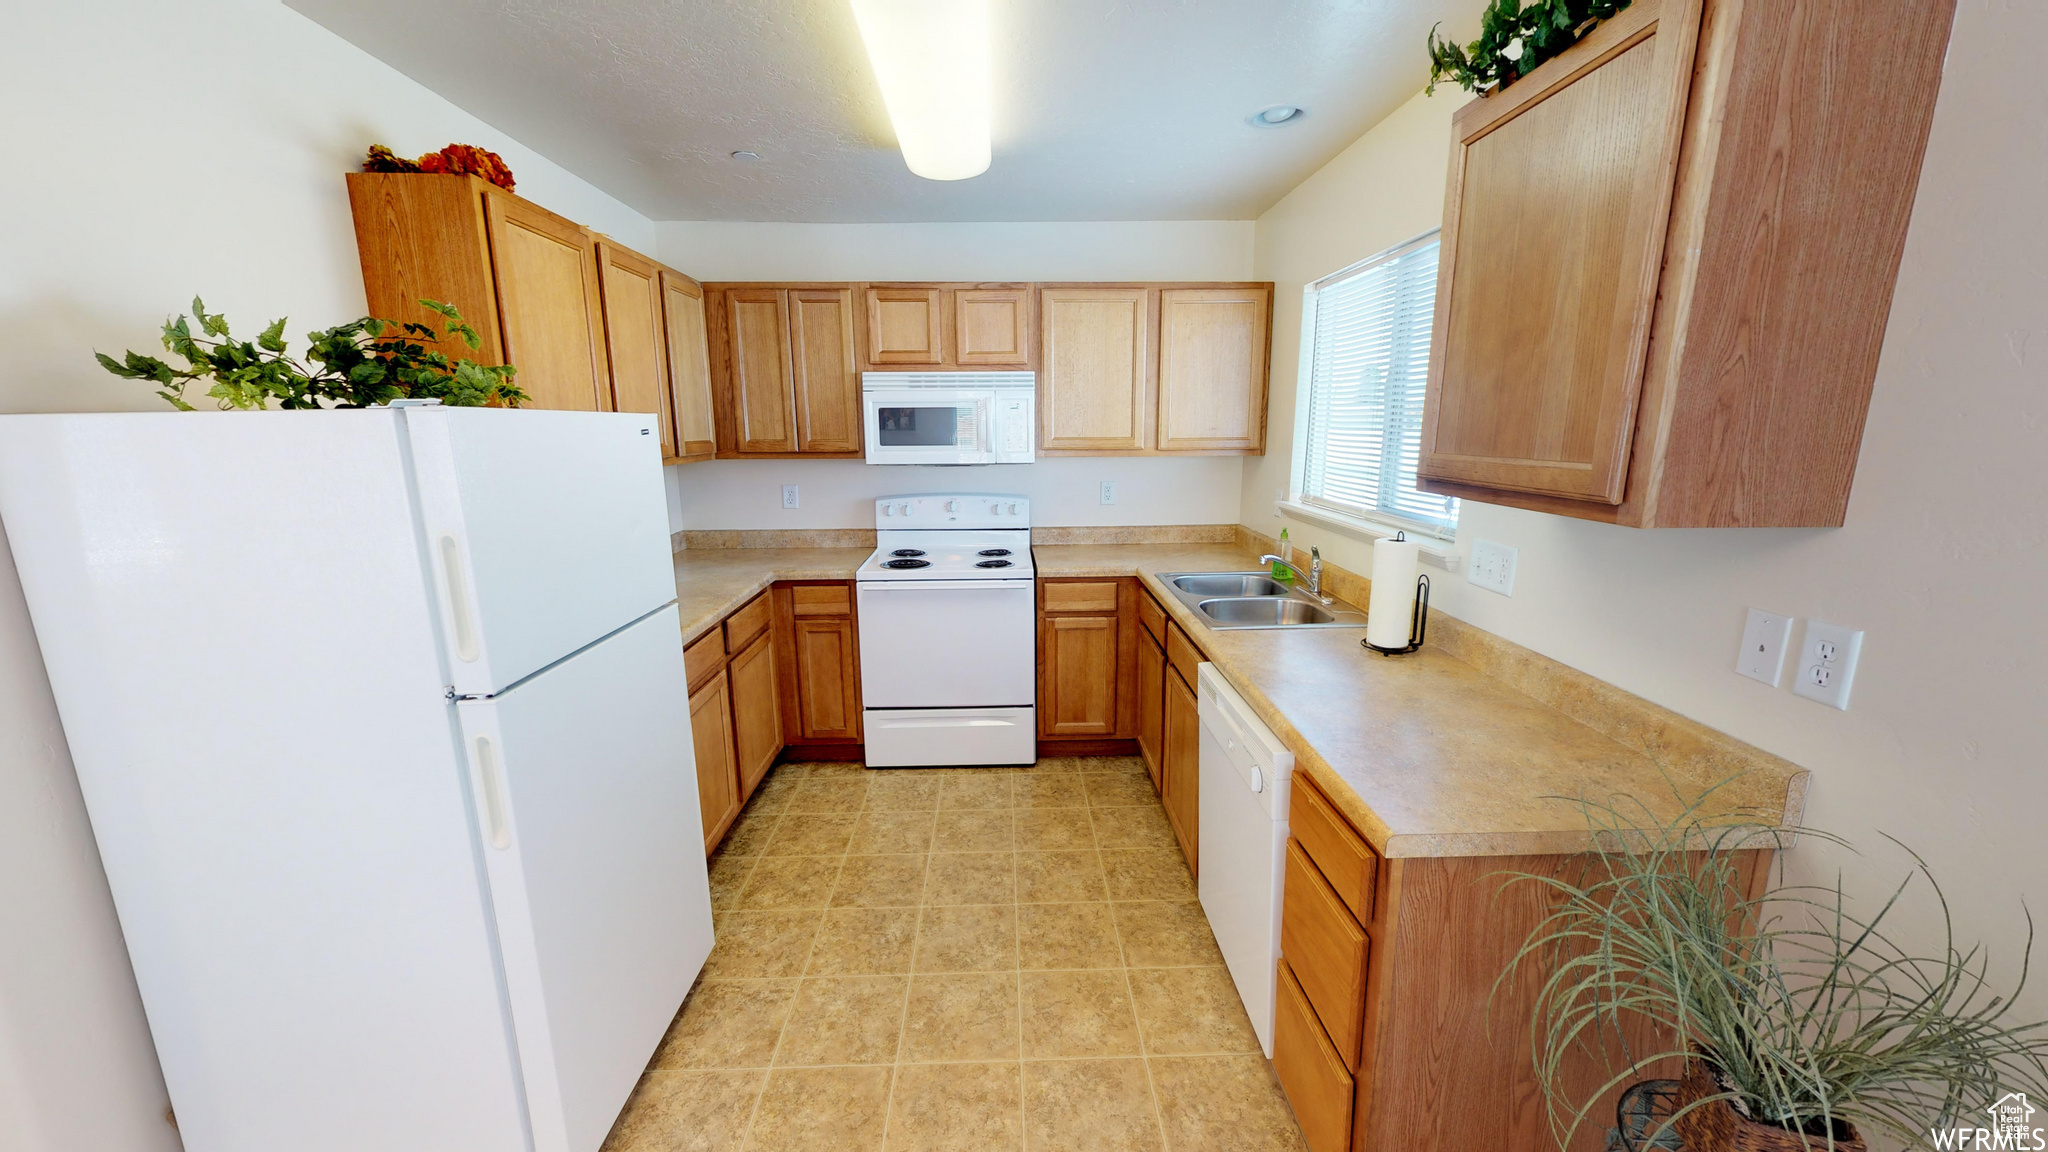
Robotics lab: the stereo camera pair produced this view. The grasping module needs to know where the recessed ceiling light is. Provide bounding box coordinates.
[730,150,762,161]
[1249,105,1305,127]
[850,0,992,181]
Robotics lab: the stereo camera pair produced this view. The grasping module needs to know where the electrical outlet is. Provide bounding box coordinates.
[1467,539,1518,596]
[1792,619,1863,710]
[781,484,799,510]
[1735,608,1793,687]
[1099,481,1117,505]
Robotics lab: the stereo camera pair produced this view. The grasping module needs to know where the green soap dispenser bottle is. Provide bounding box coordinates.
[1272,528,1294,582]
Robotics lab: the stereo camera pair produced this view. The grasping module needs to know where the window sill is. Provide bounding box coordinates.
[1275,500,1463,571]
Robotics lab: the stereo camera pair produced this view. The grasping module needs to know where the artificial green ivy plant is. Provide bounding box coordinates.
[96,298,526,411]
[1427,0,1633,96]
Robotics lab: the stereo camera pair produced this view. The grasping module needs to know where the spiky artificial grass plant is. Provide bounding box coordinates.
[1498,782,2048,1149]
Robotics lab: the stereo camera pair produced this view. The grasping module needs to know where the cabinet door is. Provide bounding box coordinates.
[595,243,673,455]
[689,669,740,854]
[1136,629,1165,793]
[1162,667,1200,875]
[1274,959,1355,1152]
[1039,614,1119,737]
[954,287,1031,366]
[1039,288,1151,451]
[789,288,862,453]
[661,270,715,462]
[1157,286,1271,453]
[483,193,610,412]
[728,629,783,802]
[722,288,798,453]
[1420,0,1701,503]
[863,286,944,366]
[791,616,862,741]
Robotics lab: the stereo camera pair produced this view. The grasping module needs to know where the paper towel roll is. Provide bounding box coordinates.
[1366,535,1422,650]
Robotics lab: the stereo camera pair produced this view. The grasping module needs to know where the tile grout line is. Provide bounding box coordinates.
[1010,768,1027,1152]
[877,783,939,1151]
[1094,776,1177,1151]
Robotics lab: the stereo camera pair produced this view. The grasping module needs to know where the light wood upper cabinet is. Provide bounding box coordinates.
[1420,0,1958,527]
[789,288,862,453]
[718,288,798,453]
[661,270,715,462]
[483,193,610,413]
[594,242,672,454]
[1157,286,1272,453]
[863,286,943,365]
[706,285,864,458]
[953,288,1031,366]
[1039,287,1152,452]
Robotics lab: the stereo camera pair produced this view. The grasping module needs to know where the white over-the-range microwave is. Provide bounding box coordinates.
[861,372,1035,465]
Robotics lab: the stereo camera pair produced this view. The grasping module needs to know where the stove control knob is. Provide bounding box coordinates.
[883,504,895,516]
[1008,502,1020,515]
[945,499,958,513]
[898,502,911,516]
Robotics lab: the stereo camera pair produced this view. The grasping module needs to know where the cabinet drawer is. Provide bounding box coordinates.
[791,583,853,617]
[1290,774,1378,923]
[724,592,772,653]
[1274,958,1354,1152]
[1166,622,1202,686]
[1136,586,1166,645]
[1282,839,1368,1069]
[684,629,726,691]
[1042,580,1120,614]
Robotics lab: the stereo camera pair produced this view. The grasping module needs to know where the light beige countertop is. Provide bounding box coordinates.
[673,540,1809,859]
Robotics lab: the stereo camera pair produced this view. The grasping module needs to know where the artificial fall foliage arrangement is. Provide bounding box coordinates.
[95,299,527,411]
[1427,0,1633,95]
[363,142,516,191]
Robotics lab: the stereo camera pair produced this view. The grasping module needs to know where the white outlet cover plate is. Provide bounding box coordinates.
[781,484,799,509]
[1735,608,1793,687]
[1099,481,1116,505]
[1792,619,1863,710]
[1467,539,1518,596]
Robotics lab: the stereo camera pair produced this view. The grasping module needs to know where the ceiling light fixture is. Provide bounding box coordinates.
[849,0,991,181]
[1249,105,1306,127]
[730,150,761,161]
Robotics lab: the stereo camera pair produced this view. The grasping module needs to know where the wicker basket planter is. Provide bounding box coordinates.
[1672,1060,1867,1152]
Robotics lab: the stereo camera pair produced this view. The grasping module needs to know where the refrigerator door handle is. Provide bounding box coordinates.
[439,533,481,662]
[472,735,512,849]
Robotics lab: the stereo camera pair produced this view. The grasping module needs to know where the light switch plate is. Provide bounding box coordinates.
[781,484,799,509]
[1468,540,1518,596]
[1735,608,1793,687]
[1792,619,1863,710]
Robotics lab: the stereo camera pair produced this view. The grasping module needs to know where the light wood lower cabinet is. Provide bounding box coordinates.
[688,670,740,853]
[1161,663,1199,876]
[1136,627,1165,793]
[774,582,863,748]
[728,629,781,799]
[1274,958,1355,1152]
[1036,579,1139,746]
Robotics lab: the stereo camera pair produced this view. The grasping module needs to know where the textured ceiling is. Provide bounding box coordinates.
[287,0,1478,222]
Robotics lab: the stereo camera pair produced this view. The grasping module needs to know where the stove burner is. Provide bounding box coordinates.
[891,548,927,558]
[882,558,932,570]
[977,548,1012,557]
[975,559,1013,568]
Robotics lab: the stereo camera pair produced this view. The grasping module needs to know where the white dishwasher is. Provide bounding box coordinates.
[1195,663,1296,1057]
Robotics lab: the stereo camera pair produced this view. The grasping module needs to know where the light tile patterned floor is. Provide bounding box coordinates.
[602,756,1310,1152]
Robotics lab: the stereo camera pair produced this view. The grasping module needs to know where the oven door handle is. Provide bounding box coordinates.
[858,579,1034,591]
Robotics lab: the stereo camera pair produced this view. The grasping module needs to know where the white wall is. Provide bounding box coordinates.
[1251,2,2048,996]
[658,220,1255,531]
[0,3,653,1149]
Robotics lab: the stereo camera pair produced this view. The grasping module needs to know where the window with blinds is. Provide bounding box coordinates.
[1299,232,1458,536]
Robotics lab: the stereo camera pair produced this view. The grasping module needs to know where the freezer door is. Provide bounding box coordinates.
[457,605,713,1152]
[408,406,677,695]
[855,579,1036,708]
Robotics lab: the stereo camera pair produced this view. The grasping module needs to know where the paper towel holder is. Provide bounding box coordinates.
[1362,531,1431,656]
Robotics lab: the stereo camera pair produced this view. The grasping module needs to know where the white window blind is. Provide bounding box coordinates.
[1299,232,1458,536]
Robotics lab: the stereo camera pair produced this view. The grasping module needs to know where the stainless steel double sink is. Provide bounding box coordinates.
[1154,571,1369,630]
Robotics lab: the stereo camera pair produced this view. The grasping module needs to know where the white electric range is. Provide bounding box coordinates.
[856,494,1036,768]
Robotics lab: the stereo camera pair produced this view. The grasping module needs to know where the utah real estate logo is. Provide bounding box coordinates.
[1929,1092,2045,1149]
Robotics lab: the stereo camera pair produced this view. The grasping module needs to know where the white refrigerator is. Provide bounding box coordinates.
[0,406,714,1152]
